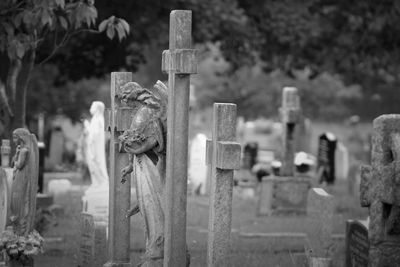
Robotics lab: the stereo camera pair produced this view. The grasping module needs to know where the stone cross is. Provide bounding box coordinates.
[279,87,300,176]
[104,72,133,267]
[1,140,10,167]
[360,114,400,267]
[161,10,197,267]
[306,188,334,261]
[206,103,241,267]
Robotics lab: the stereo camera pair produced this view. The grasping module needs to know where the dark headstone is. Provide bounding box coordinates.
[317,133,337,184]
[243,142,258,170]
[345,220,369,267]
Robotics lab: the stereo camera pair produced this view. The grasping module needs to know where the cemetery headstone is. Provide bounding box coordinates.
[345,220,369,267]
[335,142,349,181]
[306,188,334,264]
[317,132,337,185]
[360,114,400,267]
[47,127,64,169]
[0,140,10,167]
[257,87,312,215]
[206,103,241,267]
[104,72,132,267]
[189,133,208,195]
[79,212,107,267]
[162,10,197,267]
[0,168,8,233]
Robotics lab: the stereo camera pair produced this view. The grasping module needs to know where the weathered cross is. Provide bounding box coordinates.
[360,114,400,267]
[279,87,300,176]
[205,103,241,267]
[104,72,133,267]
[161,10,197,267]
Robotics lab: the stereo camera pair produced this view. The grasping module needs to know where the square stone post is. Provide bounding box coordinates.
[162,10,197,267]
[206,103,241,267]
[104,72,133,267]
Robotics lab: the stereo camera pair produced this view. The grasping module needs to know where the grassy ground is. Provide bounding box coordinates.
[34,171,367,267]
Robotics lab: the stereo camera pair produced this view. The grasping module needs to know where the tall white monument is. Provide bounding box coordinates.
[82,101,109,221]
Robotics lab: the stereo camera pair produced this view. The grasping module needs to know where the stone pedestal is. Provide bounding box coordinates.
[257,175,312,215]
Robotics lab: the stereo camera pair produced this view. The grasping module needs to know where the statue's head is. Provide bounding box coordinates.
[90,101,105,116]
[12,128,30,145]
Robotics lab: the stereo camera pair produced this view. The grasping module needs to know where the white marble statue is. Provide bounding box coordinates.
[82,101,109,219]
[85,101,109,191]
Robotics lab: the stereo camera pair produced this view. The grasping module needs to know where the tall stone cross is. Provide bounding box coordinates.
[206,103,241,267]
[360,114,400,267]
[279,87,300,176]
[104,72,132,267]
[161,10,197,267]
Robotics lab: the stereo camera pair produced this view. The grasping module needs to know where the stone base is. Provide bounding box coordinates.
[103,262,132,267]
[257,175,312,216]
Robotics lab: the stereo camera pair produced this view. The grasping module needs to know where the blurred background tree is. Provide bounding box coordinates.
[2,0,400,138]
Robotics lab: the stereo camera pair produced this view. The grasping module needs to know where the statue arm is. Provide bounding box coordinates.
[14,148,29,170]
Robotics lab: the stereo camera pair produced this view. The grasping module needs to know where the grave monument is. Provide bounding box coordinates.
[360,114,400,266]
[257,87,312,215]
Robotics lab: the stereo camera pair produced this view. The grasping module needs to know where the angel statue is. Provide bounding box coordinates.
[118,80,170,267]
[10,128,39,236]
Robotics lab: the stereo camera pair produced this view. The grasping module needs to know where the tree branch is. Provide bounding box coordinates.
[38,28,100,66]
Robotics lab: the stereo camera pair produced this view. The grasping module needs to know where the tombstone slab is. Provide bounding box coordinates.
[306,188,334,259]
[345,220,369,267]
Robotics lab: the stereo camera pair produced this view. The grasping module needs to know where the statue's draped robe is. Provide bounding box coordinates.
[127,118,166,265]
[10,134,39,236]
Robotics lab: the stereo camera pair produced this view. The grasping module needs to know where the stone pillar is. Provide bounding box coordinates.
[104,72,132,267]
[206,103,241,267]
[162,10,197,267]
[1,140,10,168]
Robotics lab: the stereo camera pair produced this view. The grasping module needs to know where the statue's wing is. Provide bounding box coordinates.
[26,134,39,234]
[151,80,168,123]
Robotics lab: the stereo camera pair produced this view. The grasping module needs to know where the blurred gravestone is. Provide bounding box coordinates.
[46,127,64,169]
[306,188,334,265]
[345,220,369,267]
[257,87,312,215]
[243,142,258,170]
[317,132,337,185]
[335,142,349,181]
[189,133,208,195]
[78,212,107,267]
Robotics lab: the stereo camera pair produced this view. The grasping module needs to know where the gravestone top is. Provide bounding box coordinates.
[306,188,334,258]
[345,220,369,267]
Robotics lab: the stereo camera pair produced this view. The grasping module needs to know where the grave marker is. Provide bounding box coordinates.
[104,72,132,267]
[317,133,337,184]
[306,188,334,262]
[360,114,400,266]
[162,10,197,267]
[79,213,107,267]
[345,220,369,267]
[206,103,241,267]
[257,87,311,215]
